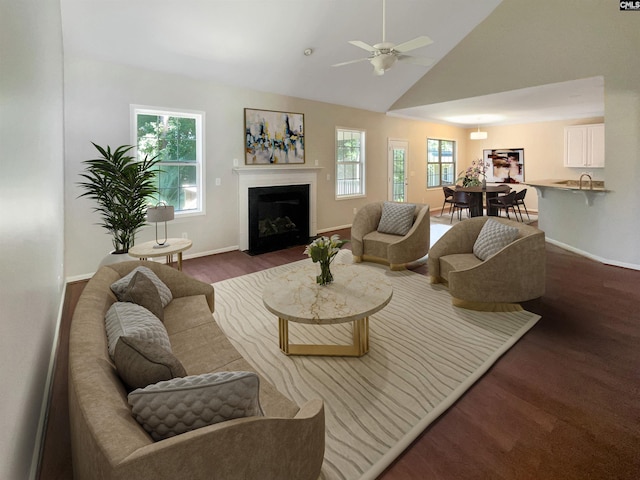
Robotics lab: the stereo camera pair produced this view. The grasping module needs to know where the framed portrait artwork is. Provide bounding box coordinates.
[244,108,305,164]
[483,148,525,184]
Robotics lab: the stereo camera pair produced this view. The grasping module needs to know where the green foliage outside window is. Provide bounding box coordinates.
[136,113,200,212]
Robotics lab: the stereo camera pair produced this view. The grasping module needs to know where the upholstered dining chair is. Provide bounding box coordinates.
[428,216,546,311]
[351,201,430,270]
[439,186,455,217]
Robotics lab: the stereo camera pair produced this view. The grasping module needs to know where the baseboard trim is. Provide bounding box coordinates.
[546,237,640,271]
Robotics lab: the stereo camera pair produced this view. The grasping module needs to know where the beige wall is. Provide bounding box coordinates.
[0,0,65,477]
[393,0,640,268]
[64,56,467,278]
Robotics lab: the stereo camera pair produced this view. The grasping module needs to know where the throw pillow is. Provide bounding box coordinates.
[377,202,416,236]
[473,219,520,261]
[105,302,172,360]
[111,266,173,308]
[128,371,264,441]
[119,271,164,322]
[114,336,186,390]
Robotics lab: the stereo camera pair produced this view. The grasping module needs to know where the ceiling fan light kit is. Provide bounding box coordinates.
[332,0,434,76]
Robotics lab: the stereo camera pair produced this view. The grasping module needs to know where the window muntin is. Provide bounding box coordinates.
[336,128,365,198]
[427,138,455,188]
[133,107,204,214]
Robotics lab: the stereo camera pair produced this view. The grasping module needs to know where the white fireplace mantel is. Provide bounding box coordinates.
[233,166,322,251]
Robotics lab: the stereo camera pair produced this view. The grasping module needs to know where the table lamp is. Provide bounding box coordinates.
[147,202,174,248]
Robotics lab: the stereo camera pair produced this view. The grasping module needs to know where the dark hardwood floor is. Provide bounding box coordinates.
[38,225,640,479]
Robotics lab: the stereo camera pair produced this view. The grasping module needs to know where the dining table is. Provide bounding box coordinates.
[455,184,511,217]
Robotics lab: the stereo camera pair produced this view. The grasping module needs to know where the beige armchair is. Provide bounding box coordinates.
[428,216,545,311]
[351,202,430,270]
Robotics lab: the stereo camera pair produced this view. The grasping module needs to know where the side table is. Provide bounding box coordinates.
[128,238,192,271]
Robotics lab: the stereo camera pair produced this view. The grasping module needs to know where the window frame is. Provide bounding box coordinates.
[426,138,456,189]
[131,105,205,217]
[335,127,366,199]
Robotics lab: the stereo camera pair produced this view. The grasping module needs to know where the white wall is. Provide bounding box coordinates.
[394,0,640,268]
[63,56,466,278]
[0,0,65,478]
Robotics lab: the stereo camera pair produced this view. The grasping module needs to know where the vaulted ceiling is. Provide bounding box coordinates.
[60,0,603,126]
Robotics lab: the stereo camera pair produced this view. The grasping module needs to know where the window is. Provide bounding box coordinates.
[336,128,365,198]
[132,106,204,214]
[427,138,455,188]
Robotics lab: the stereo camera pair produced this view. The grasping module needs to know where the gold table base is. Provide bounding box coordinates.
[278,317,370,357]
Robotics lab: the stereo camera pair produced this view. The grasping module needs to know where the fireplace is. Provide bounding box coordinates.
[248,184,310,254]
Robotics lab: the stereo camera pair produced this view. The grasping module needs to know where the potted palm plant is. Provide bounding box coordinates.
[78,142,161,256]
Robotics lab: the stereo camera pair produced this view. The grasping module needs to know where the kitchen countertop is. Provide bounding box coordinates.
[525,179,609,206]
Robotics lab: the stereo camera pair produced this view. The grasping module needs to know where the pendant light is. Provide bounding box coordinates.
[470,126,488,140]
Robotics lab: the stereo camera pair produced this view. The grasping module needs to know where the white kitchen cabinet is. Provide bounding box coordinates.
[564,123,605,168]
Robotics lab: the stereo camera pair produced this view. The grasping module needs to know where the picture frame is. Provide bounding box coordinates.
[244,108,305,164]
[483,148,525,183]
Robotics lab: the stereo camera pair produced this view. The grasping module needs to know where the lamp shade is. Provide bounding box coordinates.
[147,204,174,222]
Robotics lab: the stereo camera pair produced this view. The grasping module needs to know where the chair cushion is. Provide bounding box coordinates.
[128,371,264,441]
[377,202,416,236]
[111,266,173,307]
[439,253,483,281]
[473,219,519,260]
[118,270,164,321]
[105,302,172,360]
[114,336,186,390]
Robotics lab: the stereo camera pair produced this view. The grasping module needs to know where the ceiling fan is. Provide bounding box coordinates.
[332,0,434,76]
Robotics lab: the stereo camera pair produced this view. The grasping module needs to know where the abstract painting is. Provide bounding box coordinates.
[483,148,525,184]
[244,108,305,164]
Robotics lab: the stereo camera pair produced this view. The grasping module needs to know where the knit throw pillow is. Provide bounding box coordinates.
[377,202,416,236]
[473,219,519,261]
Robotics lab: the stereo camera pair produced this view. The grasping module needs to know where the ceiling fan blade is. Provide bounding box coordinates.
[397,55,434,67]
[332,57,370,67]
[393,35,433,53]
[348,40,378,53]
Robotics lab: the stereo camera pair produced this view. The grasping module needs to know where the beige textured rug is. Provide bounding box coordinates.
[212,251,540,480]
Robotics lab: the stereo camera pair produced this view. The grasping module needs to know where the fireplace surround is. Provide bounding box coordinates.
[234,166,321,252]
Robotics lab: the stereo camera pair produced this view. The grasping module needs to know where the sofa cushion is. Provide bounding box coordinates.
[128,371,264,441]
[111,266,173,307]
[473,219,520,261]
[118,270,164,321]
[439,253,483,281]
[377,202,416,236]
[105,302,171,359]
[114,336,187,390]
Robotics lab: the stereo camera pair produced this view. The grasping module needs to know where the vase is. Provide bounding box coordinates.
[482,178,487,190]
[316,260,333,286]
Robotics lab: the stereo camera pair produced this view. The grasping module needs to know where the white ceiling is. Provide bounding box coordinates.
[60,0,603,126]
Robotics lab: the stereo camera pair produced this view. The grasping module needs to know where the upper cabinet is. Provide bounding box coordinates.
[564,123,605,168]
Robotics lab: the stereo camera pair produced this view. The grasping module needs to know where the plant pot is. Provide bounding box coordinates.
[98,251,134,268]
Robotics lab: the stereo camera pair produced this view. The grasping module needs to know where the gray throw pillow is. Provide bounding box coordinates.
[377,202,416,236]
[119,271,164,321]
[473,219,520,261]
[105,302,172,360]
[128,371,264,441]
[111,266,173,307]
[114,336,186,390]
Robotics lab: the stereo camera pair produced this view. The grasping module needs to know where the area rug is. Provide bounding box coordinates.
[431,209,538,226]
[212,251,540,480]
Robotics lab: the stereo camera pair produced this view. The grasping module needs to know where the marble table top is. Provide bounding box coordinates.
[128,238,192,257]
[262,263,393,325]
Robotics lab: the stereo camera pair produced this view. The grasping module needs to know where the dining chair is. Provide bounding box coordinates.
[487,190,519,220]
[450,190,471,223]
[514,188,530,221]
[439,186,456,217]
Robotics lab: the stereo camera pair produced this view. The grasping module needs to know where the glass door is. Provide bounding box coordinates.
[388,139,408,202]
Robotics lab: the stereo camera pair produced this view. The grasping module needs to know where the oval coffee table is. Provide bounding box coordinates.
[263,263,393,357]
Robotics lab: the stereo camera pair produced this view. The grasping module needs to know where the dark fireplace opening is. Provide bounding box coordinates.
[248,184,310,255]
